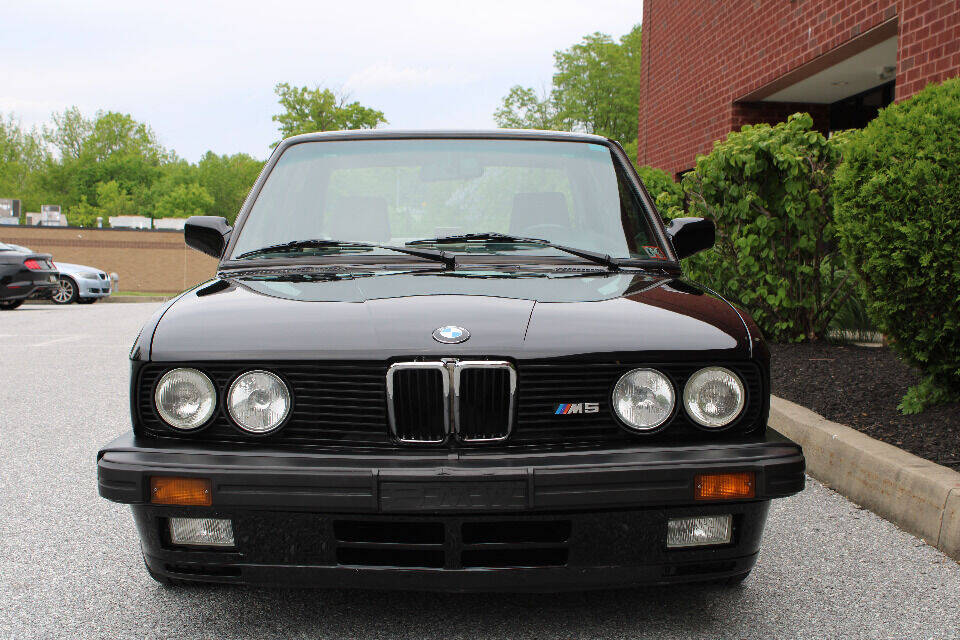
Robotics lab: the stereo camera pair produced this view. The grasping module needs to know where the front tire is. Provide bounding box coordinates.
[0,299,24,310]
[52,276,78,304]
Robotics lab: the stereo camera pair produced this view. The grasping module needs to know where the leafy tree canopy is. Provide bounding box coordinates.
[1,106,266,227]
[196,152,263,223]
[0,115,48,211]
[271,82,386,145]
[154,182,214,219]
[43,106,92,161]
[494,24,642,153]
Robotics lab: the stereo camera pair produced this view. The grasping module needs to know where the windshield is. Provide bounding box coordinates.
[229,138,663,261]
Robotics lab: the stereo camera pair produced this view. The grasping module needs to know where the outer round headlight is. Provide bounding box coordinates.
[683,366,745,428]
[154,368,216,431]
[227,370,291,434]
[612,368,675,431]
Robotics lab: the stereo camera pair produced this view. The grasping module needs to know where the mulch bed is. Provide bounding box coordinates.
[769,342,960,470]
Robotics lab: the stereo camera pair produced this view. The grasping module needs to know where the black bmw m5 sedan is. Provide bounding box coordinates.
[97,130,804,591]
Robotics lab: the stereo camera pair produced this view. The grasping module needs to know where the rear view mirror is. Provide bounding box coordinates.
[185,216,233,259]
[420,157,484,181]
[665,217,715,260]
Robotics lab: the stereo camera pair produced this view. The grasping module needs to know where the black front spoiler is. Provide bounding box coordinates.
[98,430,804,512]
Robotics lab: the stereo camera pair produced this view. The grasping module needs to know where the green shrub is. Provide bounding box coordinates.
[827,289,877,344]
[635,165,683,213]
[833,79,960,412]
[662,113,852,342]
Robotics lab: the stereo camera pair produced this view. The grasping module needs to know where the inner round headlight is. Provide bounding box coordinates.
[154,368,216,431]
[227,370,291,434]
[611,368,675,431]
[683,366,745,428]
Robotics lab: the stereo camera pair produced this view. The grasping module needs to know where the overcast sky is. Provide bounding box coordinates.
[2,0,642,162]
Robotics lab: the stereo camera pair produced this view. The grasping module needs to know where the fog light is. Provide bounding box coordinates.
[667,515,732,548]
[169,517,235,547]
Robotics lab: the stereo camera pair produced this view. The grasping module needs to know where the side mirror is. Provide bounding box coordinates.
[184,216,233,259]
[665,217,715,260]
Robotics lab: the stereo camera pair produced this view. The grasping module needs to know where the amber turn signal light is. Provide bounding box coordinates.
[150,476,212,506]
[694,472,755,500]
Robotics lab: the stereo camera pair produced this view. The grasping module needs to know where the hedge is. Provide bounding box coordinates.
[833,79,960,412]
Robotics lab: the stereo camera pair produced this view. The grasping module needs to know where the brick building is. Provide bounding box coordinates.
[637,0,960,177]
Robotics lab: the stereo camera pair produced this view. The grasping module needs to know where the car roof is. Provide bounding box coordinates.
[280,129,613,147]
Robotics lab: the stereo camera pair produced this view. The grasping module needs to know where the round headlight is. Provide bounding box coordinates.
[683,366,745,428]
[611,368,675,431]
[227,370,291,434]
[154,368,216,431]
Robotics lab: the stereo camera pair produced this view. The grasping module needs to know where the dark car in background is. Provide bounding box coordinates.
[0,242,58,310]
[97,130,804,591]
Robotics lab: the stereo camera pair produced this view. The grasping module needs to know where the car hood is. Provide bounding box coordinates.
[54,262,103,274]
[145,268,752,361]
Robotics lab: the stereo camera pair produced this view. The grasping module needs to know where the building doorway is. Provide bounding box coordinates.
[829,81,895,133]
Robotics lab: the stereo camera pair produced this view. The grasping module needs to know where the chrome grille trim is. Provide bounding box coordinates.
[453,361,517,442]
[386,361,450,444]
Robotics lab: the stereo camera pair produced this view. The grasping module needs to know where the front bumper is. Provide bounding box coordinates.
[99,431,804,590]
[75,276,111,298]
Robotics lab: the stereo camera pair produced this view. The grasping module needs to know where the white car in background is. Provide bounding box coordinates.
[49,261,113,304]
[7,244,113,305]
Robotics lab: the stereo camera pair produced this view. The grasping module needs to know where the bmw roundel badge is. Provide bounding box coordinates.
[432,325,470,344]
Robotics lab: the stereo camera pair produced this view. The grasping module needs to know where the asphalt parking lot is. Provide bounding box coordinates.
[1,302,958,640]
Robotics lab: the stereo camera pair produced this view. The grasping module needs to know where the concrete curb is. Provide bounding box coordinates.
[31,296,171,304]
[770,396,960,561]
[102,296,172,303]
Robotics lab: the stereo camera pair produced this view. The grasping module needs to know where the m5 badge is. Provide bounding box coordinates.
[555,402,599,415]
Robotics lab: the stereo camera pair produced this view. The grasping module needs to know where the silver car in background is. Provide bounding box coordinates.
[51,262,113,304]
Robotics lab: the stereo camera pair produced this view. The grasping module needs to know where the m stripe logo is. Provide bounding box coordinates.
[554,402,599,415]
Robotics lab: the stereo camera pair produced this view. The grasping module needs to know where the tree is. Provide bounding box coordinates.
[493,24,642,151]
[271,83,386,144]
[70,111,167,210]
[68,196,102,227]
[493,86,564,130]
[0,114,49,214]
[552,26,642,144]
[196,152,264,223]
[44,107,92,160]
[154,182,214,219]
[64,181,136,227]
[80,111,166,164]
[95,180,136,217]
[2,106,265,227]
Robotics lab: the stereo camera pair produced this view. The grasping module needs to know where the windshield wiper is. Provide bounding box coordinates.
[406,231,623,271]
[235,239,455,268]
